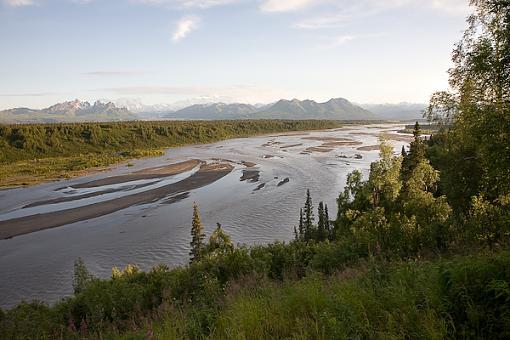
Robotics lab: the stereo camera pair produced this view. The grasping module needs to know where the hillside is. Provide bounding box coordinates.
[167,103,257,120]
[252,98,376,120]
[164,97,376,120]
[0,100,137,123]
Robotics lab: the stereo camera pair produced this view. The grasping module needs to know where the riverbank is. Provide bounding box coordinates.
[0,120,344,188]
[0,161,234,239]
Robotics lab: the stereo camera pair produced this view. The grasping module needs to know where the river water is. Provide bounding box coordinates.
[0,124,409,308]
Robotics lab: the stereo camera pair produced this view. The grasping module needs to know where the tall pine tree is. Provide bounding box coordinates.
[325,204,332,241]
[402,122,425,181]
[304,189,314,241]
[189,203,205,264]
[298,208,304,240]
[317,202,326,241]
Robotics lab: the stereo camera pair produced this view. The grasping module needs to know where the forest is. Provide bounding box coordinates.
[1,0,509,338]
[0,120,341,187]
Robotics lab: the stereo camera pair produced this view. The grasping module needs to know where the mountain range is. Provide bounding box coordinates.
[0,98,426,123]
[165,98,376,120]
[0,100,136,123]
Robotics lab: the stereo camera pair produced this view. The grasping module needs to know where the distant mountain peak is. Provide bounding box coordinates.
[165,97,376,120]
[0,99,135,123]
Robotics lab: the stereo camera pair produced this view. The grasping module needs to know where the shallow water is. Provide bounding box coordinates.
[0,124,408,308]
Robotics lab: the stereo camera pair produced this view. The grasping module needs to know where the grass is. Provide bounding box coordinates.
[107,248,510,339]
[0,149,164,188]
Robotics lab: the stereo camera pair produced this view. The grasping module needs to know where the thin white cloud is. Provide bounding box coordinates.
[294,0,470,30]
[2,0,34,6]
[317,34,356,49]
[172,15,201,42]
[260,0,325,12]
[294,13,349,29]
[136,0,240,9]
[83,70,146,76]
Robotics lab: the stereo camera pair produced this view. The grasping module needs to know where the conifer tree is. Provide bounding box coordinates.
[189,203,205,263]
[317,201,326,241]
[298,208,304,239]
[304,189,314,241]
[402,122,425,180]
[325,204,332,240]
[409,122,426,167]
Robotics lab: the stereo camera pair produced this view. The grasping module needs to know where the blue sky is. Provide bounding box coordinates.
[0,0,470,109]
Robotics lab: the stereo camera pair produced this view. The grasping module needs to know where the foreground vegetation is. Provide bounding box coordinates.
[1,1,509,339]
[0,120,341,187]
[2,244,509,339]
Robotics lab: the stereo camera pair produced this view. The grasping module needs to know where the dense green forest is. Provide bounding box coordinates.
[0,120,341,187]
[1,0,509,338]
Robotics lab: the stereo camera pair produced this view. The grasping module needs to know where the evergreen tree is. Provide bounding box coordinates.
[304,189,314,241]
[189,203,205,263]
[298,208,304,239]
[317,202,326,241]
[325,204,332,240]
[402,122,426,180]
[401,145,407,157]
[409,122,426,165]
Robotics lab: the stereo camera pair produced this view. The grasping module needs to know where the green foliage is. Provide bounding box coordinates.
[401,122,427,181]
[334,140,453,258]
[0,120,341,187]
[303,189,314,241]
[467,193,510,247]
[426,0,510,207]
[190,203,206,264]
[206,223,234,258]
[369,141,403,207]
[73,257,94,294]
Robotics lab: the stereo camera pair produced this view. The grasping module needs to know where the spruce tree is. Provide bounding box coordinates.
[298,208,304,239]
[189,203,205,264]
[409,122,426,167]
[317,201,326,241]
[325,204,332,240]
[401,145,407,157]
[304,189,314,241]
[402,122,425,181]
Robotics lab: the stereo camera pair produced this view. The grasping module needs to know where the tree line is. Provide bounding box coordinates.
[0,120,342,163]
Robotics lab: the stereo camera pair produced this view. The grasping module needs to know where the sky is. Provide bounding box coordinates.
[0,0,472,110]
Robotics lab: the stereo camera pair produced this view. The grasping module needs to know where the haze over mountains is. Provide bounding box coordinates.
[0,98,426,123]
[360,103,427,120]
